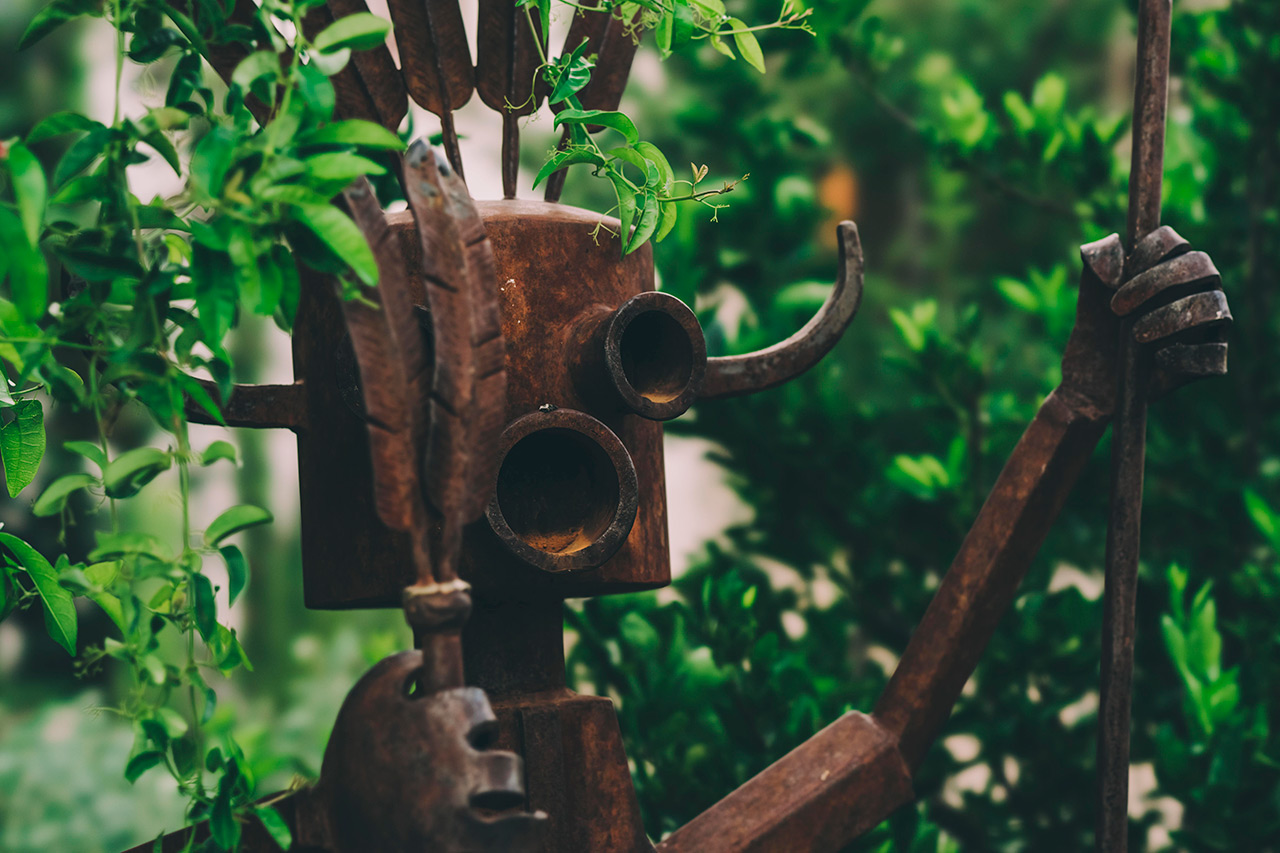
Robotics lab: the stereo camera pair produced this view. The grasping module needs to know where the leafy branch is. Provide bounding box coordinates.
[1,1,407,849]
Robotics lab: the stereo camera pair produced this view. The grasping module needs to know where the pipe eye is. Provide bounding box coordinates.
[604,292,706,420]
[486,410,638,573]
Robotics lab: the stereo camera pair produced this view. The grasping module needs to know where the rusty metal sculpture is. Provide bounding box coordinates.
[143,0,1233,850]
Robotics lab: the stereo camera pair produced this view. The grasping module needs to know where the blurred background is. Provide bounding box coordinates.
[1,0,1277,850]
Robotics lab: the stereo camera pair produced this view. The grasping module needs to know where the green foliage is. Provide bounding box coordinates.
[0,0,402,847]
[555,0,1280,849]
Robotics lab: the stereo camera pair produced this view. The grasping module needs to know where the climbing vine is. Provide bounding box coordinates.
[526,0,813,252]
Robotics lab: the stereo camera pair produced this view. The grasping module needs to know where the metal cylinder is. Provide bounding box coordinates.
[571,291,706,421]
[486,409,638,572]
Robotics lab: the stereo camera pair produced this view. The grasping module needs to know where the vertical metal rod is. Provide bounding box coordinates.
[441,110,466,182]
[502,113,519,199]
[1095,1,1172,850]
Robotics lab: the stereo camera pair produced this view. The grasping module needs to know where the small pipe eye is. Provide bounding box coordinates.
[604,292,706,420]
[486,410,638,572]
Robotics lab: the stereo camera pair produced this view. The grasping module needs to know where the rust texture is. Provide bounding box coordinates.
[183,379,306,430]
[656,713,914,852]
[296,652,544,852]
[385,0,474,173]
[485,409,640,573]
[1095,2,1169,849]
[293,199,672,607]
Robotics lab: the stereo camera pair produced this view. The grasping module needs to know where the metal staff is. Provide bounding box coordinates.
[1096,0,1173,849]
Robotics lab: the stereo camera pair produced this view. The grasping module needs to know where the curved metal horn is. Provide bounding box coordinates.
[700,221,864,400]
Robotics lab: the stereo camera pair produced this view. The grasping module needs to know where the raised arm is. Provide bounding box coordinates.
[660,229,1229,851]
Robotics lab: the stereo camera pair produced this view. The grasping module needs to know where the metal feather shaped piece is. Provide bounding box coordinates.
[308,0,409,129]
[402,142,507,579]
[386,0,475,176]
[476,0,548,197]
[337,178,430,536]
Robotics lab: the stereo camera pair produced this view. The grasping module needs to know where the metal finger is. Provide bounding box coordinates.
[1132,290,1231,344]
[1148,342,1229,400]
[1111,250,1220,316]
[1125,224,1189,278]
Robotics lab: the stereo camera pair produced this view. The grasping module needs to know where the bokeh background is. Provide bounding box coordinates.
[1,0,1277,850]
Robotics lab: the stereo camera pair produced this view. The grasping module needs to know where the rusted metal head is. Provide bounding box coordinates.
[313,651,545,852]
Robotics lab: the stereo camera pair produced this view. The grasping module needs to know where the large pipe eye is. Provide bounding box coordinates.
[486,410,638,573]
[605,292,706,420]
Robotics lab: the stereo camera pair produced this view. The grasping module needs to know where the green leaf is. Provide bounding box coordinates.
[211,762,242,848]
[201,440,237,467]
[1031,73,1067,118]
[635,142,674,192]
[709,34,735,59]
[214,624,252,672]
[191,572,217,642]
[996,277,1040,312]
[190,126,237,197]
[288,204,379,287]
[1243,489,1279,549]
[26,111,99,144]
[313,12,390,53]
[532,147,605,189]
[255,807,293,849]
[141,130,181,175]
[549,38,595,105]
[53,125,113,186]
[301,120,405,150]
[89,531,174,563]
[102,447,172,499]
[729,19,765,73]
[626,193,660,255]
[178,373,225,426]
[656,8,673,58]
[0,533,75,654]
[606,170,637,255]
[7,144,48,244]
[231,50,280,95]
[205,505,273,547]
[125,751,164,784]
[1,399,45,497]
[302,151,386,186]
[0,209,49,321]
[309,46,351,77]
[19,0,97,50]
[554,109,639,145]
[32,472,96,517]
[1003,91,1035,134]
[49,173,109,205]
[221,545,248,607]
[128,27,184,63]
[655,200,678,243]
